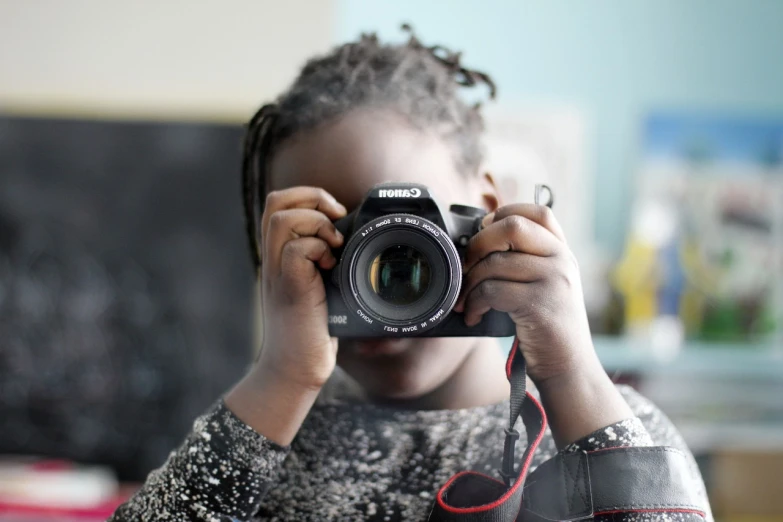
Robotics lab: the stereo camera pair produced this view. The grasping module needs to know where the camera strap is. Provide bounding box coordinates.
[428,338,708,521]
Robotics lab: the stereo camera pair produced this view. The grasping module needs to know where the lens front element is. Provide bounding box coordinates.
[338,213,462,334]
[369,245,432,306]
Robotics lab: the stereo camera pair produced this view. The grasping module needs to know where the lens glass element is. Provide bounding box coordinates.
[368,245,431,306]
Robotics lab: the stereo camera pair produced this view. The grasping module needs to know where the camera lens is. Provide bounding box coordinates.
[368,245,431,306]
[338,213,462,331]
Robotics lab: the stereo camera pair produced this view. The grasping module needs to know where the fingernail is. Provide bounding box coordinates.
[481,212,495,227]
[335,229,343,241]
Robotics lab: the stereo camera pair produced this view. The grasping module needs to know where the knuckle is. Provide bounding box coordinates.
[313,221,328,237]
[478,252,507,276]
[317,213,334,229]
[268,210,287,229]
[474,279,500,301]
[278,244,322,288]
[265,189,283,207]
[555,268,576,290]
[548,256,579,291]
[483,251,504,269]
[280,239,303,263]
[503,215,527,237]
[313,187,331,200]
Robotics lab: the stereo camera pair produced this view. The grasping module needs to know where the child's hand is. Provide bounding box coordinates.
[454,204,595,386]
[256,187,347,391]
[226,187,347,446]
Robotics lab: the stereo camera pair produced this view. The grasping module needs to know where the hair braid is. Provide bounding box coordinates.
[241,25,497,272]
[241,104,279,272]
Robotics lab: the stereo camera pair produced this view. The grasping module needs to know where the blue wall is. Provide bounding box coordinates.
[336,0,783,254]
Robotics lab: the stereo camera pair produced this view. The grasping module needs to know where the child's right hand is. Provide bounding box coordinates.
[255,186,347,391]
[225,187,346,445]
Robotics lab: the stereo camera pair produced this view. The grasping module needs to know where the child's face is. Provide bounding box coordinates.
[268,109,498,401]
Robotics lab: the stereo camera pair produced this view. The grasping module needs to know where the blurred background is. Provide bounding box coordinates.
[0,1,781,520]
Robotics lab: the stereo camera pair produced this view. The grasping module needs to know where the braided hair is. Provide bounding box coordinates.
[242,25,497,272]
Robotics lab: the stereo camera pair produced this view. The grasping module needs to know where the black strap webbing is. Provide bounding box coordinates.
[522,447,706,521]
[429,338,707,522]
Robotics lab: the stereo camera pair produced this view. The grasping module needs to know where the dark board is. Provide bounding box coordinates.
[0,115,254,480]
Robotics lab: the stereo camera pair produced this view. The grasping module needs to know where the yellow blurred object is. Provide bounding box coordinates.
[612,239,660,328]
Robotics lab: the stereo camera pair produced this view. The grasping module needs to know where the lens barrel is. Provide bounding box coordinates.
[337,214,461,335]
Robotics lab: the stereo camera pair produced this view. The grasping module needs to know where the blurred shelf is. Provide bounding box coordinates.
[592,335,783,378]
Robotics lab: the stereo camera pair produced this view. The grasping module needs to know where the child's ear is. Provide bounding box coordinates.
[480,171,501,212]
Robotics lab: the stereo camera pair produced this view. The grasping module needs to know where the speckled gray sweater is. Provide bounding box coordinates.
[110,384,711,521]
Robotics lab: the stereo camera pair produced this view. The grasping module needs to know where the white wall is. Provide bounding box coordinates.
[0,0,334,121]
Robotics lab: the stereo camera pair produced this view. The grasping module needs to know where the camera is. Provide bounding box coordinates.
[322,183,516,338]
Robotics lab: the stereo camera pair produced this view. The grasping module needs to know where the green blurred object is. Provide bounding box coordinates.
[700,298,778,343]
[700,301,744,342]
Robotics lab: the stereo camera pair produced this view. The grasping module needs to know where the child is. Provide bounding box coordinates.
[110,29,711,521]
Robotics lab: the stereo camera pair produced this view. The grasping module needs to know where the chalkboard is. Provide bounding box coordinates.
[0,115,254,480]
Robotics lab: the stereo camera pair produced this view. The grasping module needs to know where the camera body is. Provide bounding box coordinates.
[322,183,516,338]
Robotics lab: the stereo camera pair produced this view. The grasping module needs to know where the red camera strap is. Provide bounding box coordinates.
[428,338,708,522]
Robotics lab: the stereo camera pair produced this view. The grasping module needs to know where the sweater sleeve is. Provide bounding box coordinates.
[556,385,712,522]
[561,415,655,453]
[109,400,289,521]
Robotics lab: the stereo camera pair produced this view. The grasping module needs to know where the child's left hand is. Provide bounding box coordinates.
[454,203,596,386]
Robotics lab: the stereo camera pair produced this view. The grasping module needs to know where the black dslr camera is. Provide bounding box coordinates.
[323,183,520,338]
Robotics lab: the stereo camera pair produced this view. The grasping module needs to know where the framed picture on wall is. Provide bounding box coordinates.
[630,112,783,343]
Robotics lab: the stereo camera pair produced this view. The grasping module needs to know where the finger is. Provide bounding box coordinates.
[461,280,538,327]
[484,204,566,243]
[455,252,549,312]
[275,234,338,280]
[262,187,347,240]
[274,237,337,302]
[264,209,344,271]
[463,215,561,272]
